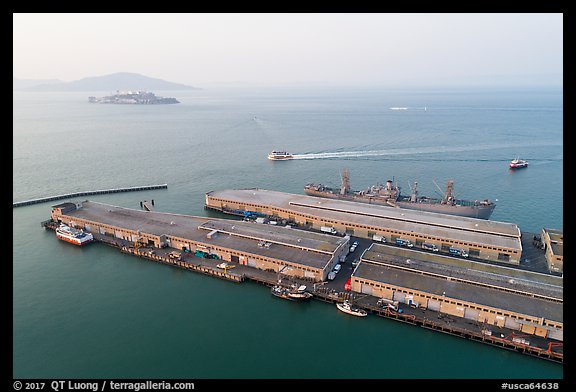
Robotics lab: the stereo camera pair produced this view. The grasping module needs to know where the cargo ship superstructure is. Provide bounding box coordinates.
[304,169,496,219]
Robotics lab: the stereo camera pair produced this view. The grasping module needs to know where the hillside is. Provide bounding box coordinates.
[20,72,199,91]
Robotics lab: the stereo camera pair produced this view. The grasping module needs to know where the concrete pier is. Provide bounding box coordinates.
[42,199,563,364]
[13,184,168,208]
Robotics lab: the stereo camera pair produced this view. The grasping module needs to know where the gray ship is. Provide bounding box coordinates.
[88,91,179,104]
[304,169,496,219]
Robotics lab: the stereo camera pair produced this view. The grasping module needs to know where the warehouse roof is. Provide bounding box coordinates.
[353,260,562,322]
[362,244,563,300]
[60,201,343,270]
[207,189,521,251]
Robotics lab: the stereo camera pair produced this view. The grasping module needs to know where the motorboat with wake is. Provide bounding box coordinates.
[509,157,528,169]
[268,150,294,161]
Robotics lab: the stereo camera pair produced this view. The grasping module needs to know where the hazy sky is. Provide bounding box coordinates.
[13,13,563,87]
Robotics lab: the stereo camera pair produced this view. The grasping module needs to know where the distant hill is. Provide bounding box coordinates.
[20,72,199,91]
[13,78,63,90]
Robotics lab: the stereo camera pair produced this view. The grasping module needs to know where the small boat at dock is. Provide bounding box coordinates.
[336,300,367,317]
[271,284,313,301]
[286,284,313,300]
[271,285,292,300]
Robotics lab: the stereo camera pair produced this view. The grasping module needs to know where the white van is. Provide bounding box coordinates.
[422,243,439,252]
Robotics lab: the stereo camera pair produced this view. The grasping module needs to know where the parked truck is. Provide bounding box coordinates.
[168,251,182,260]
[449,247,469,258]
[320,226,337,234]
[395,238,413,248]
[372,235,386,243]
[422,243,439,252]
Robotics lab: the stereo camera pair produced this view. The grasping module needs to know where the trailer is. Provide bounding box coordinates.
[320,226,337,234]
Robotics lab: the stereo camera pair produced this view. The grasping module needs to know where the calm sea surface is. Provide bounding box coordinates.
[13,86,563,379]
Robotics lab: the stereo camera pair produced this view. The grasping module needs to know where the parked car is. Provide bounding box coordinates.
[386,303,404,313]
[334,264,342,273]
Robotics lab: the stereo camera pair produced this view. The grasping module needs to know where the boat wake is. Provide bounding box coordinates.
[291,141,562,161]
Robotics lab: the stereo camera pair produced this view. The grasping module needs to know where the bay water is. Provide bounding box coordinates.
[13,86,563,378]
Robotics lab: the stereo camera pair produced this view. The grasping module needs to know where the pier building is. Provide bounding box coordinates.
[541,228,563,274]
[205,189,523,264]
[50,200,349,282]
[351,243,563,341]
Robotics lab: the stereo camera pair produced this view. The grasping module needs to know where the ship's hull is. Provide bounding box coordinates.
[271,286,298,301]
[395,201,495,220]
[304,188,495,219]
[287,292,313,300]
[336,303,367,317]
[56,232,93,246]
[304,188,397,206]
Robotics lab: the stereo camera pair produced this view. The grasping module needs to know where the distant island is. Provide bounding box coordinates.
[13,72,199,91]
[89,91,180,104]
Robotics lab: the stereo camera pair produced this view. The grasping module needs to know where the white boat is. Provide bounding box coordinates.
[268,150,293,160]
[336,300,367,317]
[55,223,94,246]
[287,284,313,300]
[509,157,528,169]
[271,284,312,301]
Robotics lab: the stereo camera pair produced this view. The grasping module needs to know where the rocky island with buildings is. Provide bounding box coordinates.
[88,91,179,104]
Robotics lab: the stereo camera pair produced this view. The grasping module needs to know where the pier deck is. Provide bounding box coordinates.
[42,220,563,364]
[14,184,168,207]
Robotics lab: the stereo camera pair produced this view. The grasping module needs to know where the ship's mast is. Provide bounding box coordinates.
[340,168,350,195]
[444,180,455,205]
[410,181,418,202]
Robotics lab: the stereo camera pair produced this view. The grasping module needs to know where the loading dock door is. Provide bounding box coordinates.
[393,292,406,303]
[547,328,563,342]
[464,308,479,321]
[504,317,522,331]
[427,299,441,312]
[247,258,257,267]
[361,284,373,296]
